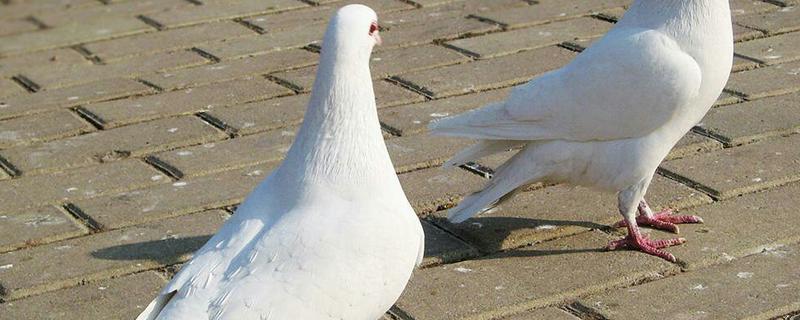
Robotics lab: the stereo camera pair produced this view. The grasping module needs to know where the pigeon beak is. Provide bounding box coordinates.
[373,31,382,46]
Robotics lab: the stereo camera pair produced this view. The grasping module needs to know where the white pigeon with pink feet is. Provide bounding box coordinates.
[137,5,423,320]
[429,0,733,262]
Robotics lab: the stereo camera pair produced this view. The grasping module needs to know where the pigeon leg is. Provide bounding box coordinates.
[607,220,685,262]
[607,184,685,262]
[613,199,704,234]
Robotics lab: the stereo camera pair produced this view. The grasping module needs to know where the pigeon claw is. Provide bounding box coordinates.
[613,209,704,234]
[607,233,685,262]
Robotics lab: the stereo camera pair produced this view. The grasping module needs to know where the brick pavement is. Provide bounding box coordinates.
[0,0,799,319]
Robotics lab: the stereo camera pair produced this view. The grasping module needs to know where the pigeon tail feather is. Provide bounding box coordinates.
[443,140,522,168]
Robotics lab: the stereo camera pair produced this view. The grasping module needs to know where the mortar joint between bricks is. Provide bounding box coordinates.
[71,45,104,65]
[196,112,237,137]
[137,14,165,30]
[563,301,612,320]
[11,75,40,93]
[190,47,221,63]
[63,203,104,232]
[24,15,49,29]
[72,106,106,130]
[234,18,267,34]
[386,76,435,99]
[0,155,21,178]
[143,155,184,180]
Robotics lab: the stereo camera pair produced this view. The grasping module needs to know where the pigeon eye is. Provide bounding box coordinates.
[369,22,379,35]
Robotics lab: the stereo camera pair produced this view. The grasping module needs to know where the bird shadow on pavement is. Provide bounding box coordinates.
[427,215,614,259]
[91,235,211,264]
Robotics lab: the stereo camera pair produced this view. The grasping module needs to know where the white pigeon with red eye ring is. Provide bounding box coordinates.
[136,5,422,320]
[429,0,733,262]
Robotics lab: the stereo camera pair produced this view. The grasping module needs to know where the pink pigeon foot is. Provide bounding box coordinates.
[614,208,704,234]
[607,226,686,262]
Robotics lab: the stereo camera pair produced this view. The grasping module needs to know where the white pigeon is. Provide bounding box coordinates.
[429,0,733,262]
[137,5,424,319]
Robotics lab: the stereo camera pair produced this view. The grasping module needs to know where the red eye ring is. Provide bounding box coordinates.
[369,22,379,35]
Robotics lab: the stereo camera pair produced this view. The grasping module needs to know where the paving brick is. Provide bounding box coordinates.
[23,50,208,90]
[667,132,724,160]
[0,19,39,37]
[736,30,800,65]
[141,49,318,90]
[0,48,89,76]
[726,60,800,99]
[736,6,800,35]
[379,88,510,136]
[33,0,192,27]
[419,220,479,267]
[0,209,227,300]
[379,8,500,48]
[387,135,474,173]
[371,45,470,78]
[0,109,94,148]
[205,94,309,135]
[697,92,800,146]
[732,53,762,71]
[394,46,575,98]
[660,134,800,200]
[144,0,308,29]
[0,77,24,98]
[241,0,413,33]
[430,174,711,254]
[398,167,485,215]
[446,17,613,59]
[0,116,227,175]
[582,236,800,319]
[499,308,580,320]
[0,205,88,254]
[395,231,675,320]
[714,90,743,106]
[151,130,294,177]
[474,0,630,29]
[83,77,291,128]
[732,22,765,42]
[72,164,275,230]
[272,66,424,107]
[0,16,152,56]
[0,271,165,320]
[0,160,168,213]
[195,31,320,61]
[0,78,155,120]
[730,0,782,15]
[83,21,254,62]
[0,0,98,20]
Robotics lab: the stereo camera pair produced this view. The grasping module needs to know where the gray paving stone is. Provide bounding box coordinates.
[0,16,151,56]
[0,209,227,300]
[83,77,291,128]
[141,49,318,90]
[0,271,166,320]
[205,94,309,135]
[730,0,782,15]
[419,219,479,267]
[241,0,413,33]
[660,134,800,200]
[668,132,724,160]
[0,160,168,213]
[474,0,631,29]
[736,30,800,65]
[0,19,38,37]
[0,116,227,175]
[83,21,254,62]
[379,8,500,48]
[0,48,89,76]
[23,50,208,90]
[732,22,766,42]
[736,6,800,35]
[195,30,320,61]
[499,308,580,320]
[698,91,800,146]
[73,164,275,230]
[430,174,711,253]
[0,205,88,254]
[581,238,800,319]
[446,17,613,59]
[726,60,800,99]
[371,44,470,78]
[33,0,192,27]
[0,109,95,148]
[394,46,575,98]
[398,167,485,215]
[0,77,24,98]
[151,130,294,177]
[714,90,743,106]
[0,78,154,120]
[379,88,510,136]
[144,0,307,29]
[387,135,474,173]
[0,0,98,20]
[395,231,675,320]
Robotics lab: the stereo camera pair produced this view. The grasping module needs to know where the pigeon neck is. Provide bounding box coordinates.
[623,0,730,35]
[281,47,396,189]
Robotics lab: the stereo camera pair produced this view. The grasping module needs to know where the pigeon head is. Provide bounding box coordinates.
[321,4,381,59]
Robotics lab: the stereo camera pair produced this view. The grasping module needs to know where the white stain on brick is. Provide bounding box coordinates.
[736,272,754,279]
[453,266,473,273]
